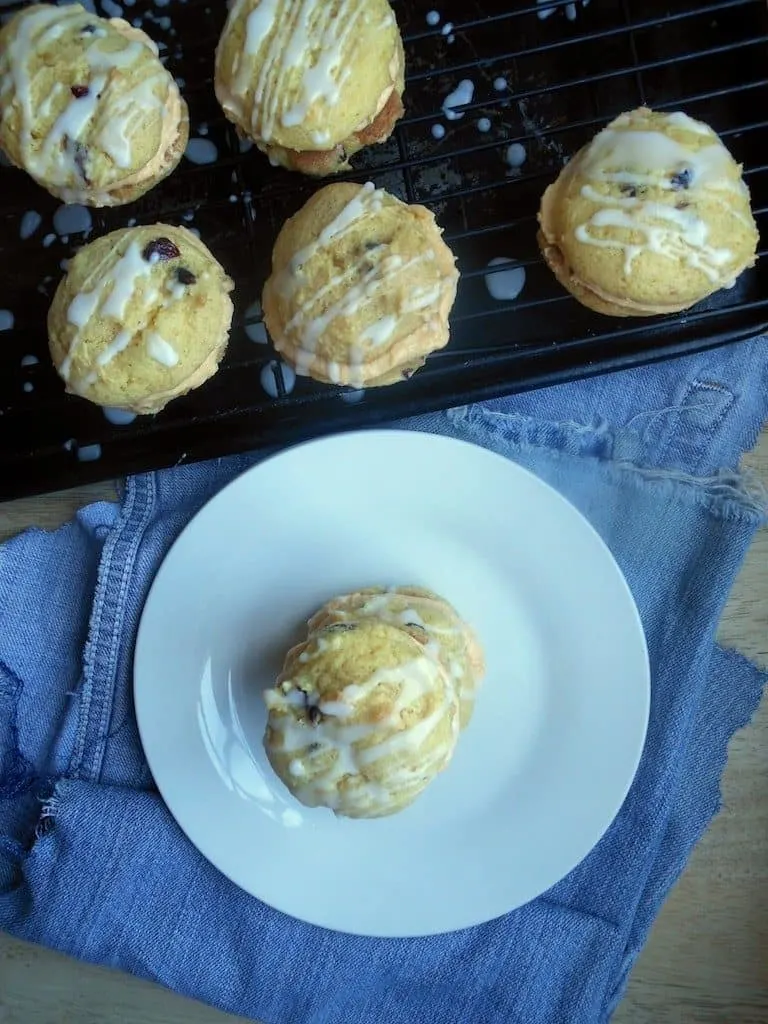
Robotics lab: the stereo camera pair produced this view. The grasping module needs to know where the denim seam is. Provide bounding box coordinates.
[68,474,156,783]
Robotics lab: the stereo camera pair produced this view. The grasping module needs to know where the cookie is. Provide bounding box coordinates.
[0,4,188,206]
[262,182,459,387]
[214,0,404,176]
[264,617,460,818]
[48,225,234,414]
[537,108,759,316]
[308,586,485,729]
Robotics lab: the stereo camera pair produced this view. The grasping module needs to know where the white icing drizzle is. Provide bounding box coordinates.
[146,332,179,367]
[288,180,383,273]
[0,5,74,155]
[98,71,166,167]
[274,183,450,382]
[402,283,442,313]
[663,111,711,136]
[574,112,746,280]
[360,315,397,346]
[266,654,457,814]
[232,0,373,142]
[95,327,134,369]
[324,591,477,715]
[62,239,182,387]
[0,5,170,188]
[39,73,108,178]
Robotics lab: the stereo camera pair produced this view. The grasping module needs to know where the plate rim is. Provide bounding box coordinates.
[134,428,650,937]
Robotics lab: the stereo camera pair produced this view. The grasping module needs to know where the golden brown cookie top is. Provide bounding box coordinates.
[307,587,485,729]
[47,225,234,413]
[538,108,758,312]
[214,0,402,153]
[0,4,187,204]
[262,182,459,387]
[264,616,461,816]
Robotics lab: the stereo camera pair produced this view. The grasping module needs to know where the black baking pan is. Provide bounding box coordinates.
[1,0,766,501]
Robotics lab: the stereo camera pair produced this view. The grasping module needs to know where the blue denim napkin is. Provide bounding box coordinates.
[1,339,767,1024]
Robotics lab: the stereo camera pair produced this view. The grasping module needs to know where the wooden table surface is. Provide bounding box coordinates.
[1,434,766,1024]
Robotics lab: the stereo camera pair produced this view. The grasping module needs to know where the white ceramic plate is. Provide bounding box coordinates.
[134,429,649,938]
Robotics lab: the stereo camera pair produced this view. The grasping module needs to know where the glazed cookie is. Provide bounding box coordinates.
[48,225,234,414]
[263,617,461,818]
[308,587,485,729]
[214,0,404,176]
[262,182,459,387]
[0,4,188,206]
[537,108,759,316]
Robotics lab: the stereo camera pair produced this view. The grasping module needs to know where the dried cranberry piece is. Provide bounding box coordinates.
[142,237,181,263]
[670,167,693,190]
[64,136,90,183]
[175,267,196,286]
[71,85,89,99]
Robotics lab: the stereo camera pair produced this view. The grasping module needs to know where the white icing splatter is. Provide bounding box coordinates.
[493,77,508,92]
[53,204,93,238]
[0,310,14,331]
[441,21,453,35]
[341,388,365,404]
[42,233,56,248]
[101,0,123,16]
[537,0,590,19]
[426,10,440,25]
[260,360,296,398]
[484,258,526,301]
[20,210,42,239]
[477,117,491,133]
[505,142,527,169]
[20,354,39,366]
[442,80,474,121]
[103,406,138,425]
[22,381,34,393]
[76,443,102,462]
[431,123,446,140]
[184,138,218,164]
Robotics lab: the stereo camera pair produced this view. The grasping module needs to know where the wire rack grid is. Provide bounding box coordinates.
[0,0,766,500]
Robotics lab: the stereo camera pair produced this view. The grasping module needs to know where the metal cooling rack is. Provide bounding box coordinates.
[0,0,766,500]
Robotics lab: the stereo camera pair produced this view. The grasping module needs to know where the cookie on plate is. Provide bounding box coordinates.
[262,182,459,387]
[308,586,485,729]
[0,3,188,206]
[48,225,234,414]
[214,0,404,176]
[263,617,461,818]
[537,107,759,316]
